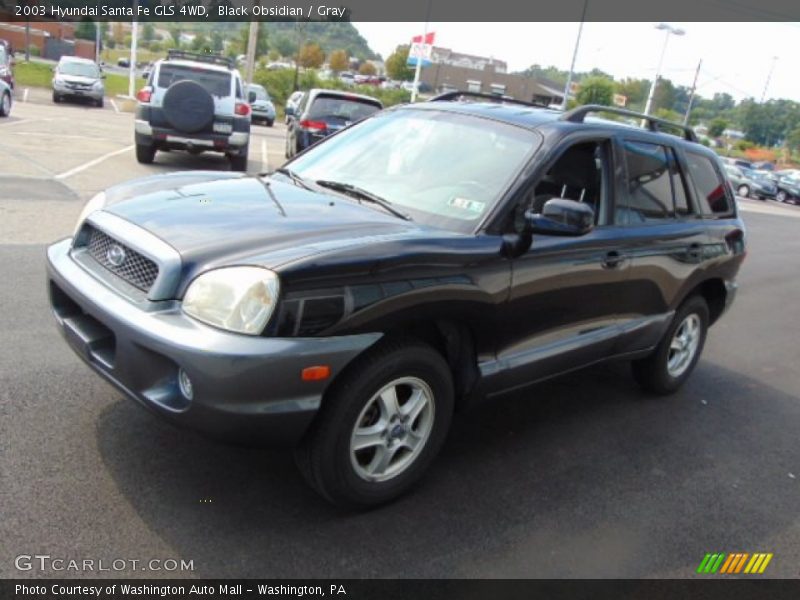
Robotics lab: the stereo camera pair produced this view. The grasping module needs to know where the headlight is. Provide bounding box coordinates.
[93,80,103,89]
[73,191,107,236]
[182,267,280,335]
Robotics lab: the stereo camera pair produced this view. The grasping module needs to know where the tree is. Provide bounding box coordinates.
[787,127,800,154]
[237,23,269,58]
[358,62,377,76]
[329,49,349,73]
[385,45,414,81]
[272,35,296,59]
[576,76,615,106]
[75,19,97,41]
[615,77,650,110]
[211,31,224,53]
[708,118,728,138]
[298,43,325,69]
[141,23,155,44]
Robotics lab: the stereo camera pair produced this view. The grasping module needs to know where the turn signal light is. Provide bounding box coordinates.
[300,119,327,131]
[235,102,251,117]
[301,365,331,381]
[136,87,152,103]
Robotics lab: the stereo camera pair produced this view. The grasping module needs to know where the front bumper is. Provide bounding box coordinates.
[53,83,103,100]
[46,238,381,445]
[251,106,275,121]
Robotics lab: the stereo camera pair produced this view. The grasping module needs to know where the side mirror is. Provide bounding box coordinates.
[248,91,257,103]
[285,105,295,117]
[525,198,594,236]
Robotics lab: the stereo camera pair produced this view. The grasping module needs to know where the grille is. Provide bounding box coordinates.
[85,225,159,292]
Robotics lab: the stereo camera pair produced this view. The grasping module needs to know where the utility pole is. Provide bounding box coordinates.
[25,20,30,62]
[683,59,702,126]
[643,23,685,117]
[95,21,101,64]
[244,21,258,87]
[760,56,777,103]
[128,2,139,98]
[562,0,589,110]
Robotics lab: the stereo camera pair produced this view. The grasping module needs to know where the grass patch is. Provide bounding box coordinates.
[14,61,144,97]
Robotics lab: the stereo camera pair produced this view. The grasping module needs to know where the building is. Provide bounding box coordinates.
[429,47,507,74]
[420,62,564,106]
[0,22,95,61]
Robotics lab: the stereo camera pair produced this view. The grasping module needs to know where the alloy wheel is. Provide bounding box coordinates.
[667,314,701,378]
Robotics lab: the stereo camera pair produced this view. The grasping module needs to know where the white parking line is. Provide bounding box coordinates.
[0,118,30,127]
[54,145,134,180]
[261,138,269,173]
[23,88,29,102]
[109,99,119,114]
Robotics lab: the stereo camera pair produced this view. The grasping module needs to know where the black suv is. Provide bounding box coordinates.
[47,94,745,508]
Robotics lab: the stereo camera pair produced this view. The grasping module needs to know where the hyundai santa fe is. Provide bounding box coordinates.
[47,93,745,508]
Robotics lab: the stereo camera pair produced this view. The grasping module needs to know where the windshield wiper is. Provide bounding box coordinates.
[270,167,313,191]
[315,180,412,221]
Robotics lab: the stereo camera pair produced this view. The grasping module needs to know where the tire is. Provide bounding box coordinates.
[776,190,787,203]
[96,98,104,108]
[737,184,750,198]
[229,148,248,172]
[52,92,60,104]
[266,119,274,127]
[135,143,156,164]
[0,92,10,117]
[162,80,214,134]
[295,339,454,509]
[632,295,709,395]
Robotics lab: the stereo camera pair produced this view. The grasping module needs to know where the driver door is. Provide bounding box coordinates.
[486,136,631,395]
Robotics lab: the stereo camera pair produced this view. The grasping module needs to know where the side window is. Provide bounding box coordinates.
[685,152,734,216]
[618,140,685,224]
[511,140,610,232]
[235,77,243,99]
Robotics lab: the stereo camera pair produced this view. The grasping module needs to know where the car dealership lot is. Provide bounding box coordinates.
[2,102,800,577]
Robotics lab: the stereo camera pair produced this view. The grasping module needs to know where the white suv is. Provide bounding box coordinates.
[134,50,252,171]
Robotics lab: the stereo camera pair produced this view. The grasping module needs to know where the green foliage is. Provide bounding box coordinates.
[708,118,728,138]
[141,23,156,44]
[787,128,800,153]
[385,46,413,81]
[74,19,97,42]
[329,49,349,73]
[576,76,615,106]
[28,45,40,57]
[272,35,297,59]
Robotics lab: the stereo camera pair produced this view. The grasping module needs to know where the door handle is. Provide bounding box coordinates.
[602,250,626,269]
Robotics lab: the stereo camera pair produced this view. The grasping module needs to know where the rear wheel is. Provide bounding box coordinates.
[632,295,709,395]
[135,143,156,164]
[295,339,454,509]
[229,147,248,172]
[0,92,10,117]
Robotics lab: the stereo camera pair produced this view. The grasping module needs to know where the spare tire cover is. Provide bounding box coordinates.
[162,80,215,133]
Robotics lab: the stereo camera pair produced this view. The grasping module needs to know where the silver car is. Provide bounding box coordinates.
[52,56,105,108]
[0,78,11,117]
[246,83,275,126]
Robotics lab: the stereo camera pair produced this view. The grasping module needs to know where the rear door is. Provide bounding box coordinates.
[611,137,713,355]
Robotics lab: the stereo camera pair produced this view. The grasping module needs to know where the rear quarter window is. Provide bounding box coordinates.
[685,152,734,217]
[157,65,232,97]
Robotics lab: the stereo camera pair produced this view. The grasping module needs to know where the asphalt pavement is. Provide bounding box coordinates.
[1,98,799,579]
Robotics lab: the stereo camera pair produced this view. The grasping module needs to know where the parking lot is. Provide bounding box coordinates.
[2,98,800,578]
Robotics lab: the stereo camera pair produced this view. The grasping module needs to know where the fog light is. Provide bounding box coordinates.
[178,368,194,400]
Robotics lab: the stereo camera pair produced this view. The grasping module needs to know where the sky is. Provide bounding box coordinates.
[354,22,800,103]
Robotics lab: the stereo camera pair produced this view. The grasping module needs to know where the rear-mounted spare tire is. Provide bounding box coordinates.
[162,80,214,134]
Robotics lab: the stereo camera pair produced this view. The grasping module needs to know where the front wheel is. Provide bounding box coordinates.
[135,143,156,164]
[632,296,709,395]
[295,339,454,509]
[776,190,787,203]
[737,184,750,198]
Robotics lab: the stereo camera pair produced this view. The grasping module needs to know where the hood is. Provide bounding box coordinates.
[101,172,428,273]
[57,74,100,85]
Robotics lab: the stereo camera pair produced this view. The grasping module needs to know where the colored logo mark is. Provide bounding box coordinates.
[697,552,773,574]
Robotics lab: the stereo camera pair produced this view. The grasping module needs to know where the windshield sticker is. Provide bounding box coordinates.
[449,197,486,213]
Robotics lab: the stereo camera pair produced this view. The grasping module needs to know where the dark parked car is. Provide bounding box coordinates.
[775,176,800,204]
[284,90,303,124]
[47,95,745,508]
[285,88,382,157]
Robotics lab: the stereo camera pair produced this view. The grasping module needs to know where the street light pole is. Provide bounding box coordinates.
[128,4,139,98]
[683,58,702,126]
[561,0,589,111]
[643,23,685,117]
[760,56,777,103]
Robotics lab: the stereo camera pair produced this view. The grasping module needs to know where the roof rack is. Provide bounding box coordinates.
[560,104,698,142]
[166,49,234,70]
[429,90,543,109]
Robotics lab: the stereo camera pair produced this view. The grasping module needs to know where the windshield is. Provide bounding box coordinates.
[308,95,381,122]
[287,109,538,232]
[157,64,231,97]
[248,85,269,101]
[59,61,99,78]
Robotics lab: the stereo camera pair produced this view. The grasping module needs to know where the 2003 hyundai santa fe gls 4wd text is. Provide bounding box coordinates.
[47,93,746,508]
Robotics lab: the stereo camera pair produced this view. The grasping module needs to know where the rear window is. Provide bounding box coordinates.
[685,152,734,216]
[307,95,381,122]
[157,64,231,97]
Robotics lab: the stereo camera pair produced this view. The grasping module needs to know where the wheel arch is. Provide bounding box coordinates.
[682,277,727,325]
